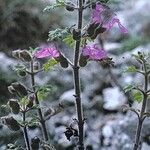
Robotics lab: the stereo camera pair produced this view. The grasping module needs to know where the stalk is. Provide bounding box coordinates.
[73,0,84,149]
[30,60,49,141]
[133,61,148,150]
[23,111,31,150]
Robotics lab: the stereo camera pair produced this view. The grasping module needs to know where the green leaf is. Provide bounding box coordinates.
[37,85,56,101]
[133,91,143,103]
[63,34,75,48]
[124,65,137,73]
[20,97,29,107]
[48,28,69,41]
[43,0,65,12]
[124,85,134,93]
[43,59,58,72]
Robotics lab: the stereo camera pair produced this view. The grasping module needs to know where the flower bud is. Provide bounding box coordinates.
[31,137,40,150]
[87,23,99,37]
[138,51,144,60]
[4,117,20,131]
[11,82,28,96]
[17,70,27,77]
[44,108,53,117]
[87,23,106,39]
[26,100,34,108]
[19,50,32,62]
[33,61,40,71]
[57,55,69,68]
[99,57,114,68]
[12,50,21,59]
[64,128,73,141]
[8,99,20,114]
[91,26,106,39]
[79,54,88,67]
[72,29,80,40]
[65,2,75,12]
[8,86,16,94]
[91,2,96,9]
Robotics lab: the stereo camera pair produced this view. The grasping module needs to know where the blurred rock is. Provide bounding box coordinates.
[103,87,127,111]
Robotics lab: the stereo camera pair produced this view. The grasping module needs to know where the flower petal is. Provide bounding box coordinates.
[82,44,107,61]
[34,47,60,58]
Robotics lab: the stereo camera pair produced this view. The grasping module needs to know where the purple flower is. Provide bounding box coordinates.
[34,46,60,58]
[82,44,107,60]
[91,4,128,33]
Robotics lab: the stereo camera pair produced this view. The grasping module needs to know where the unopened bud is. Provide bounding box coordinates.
[99,57,114,68]
[72,29,80,40]
[64,128,73,141]
[17,70,27,77]
[79,54,88,67]
[12,50,21,59]
[44,108,53,117]
[57,55,69,68]
[87,23,106,39]
[91,2,96,9]
[19,50,32,62]
[8,99,20,114]
[91,26,106,39]
[11,82,28,96]
[27,95,35,108]
[4,117,20,131]
[33,61,40,71]
[31,137,40,150]
[8,86,16,94]
[87,23,99,37]
[65,2,75,12]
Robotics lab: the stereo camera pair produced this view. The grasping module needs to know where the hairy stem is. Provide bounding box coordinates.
[23,111,31,150]
[30,61,49,141]
[73,0,84,149]
[133,62,148,150]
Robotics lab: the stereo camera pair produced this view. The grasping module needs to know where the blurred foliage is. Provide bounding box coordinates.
[0,0,61,53]
[0,0,61,106]
[118,36,149,54]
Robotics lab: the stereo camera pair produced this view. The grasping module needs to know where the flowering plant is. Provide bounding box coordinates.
[6,1,150,150]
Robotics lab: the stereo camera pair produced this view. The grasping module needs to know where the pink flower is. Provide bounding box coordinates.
[82,44,107,60]
[34,46,60,58]
[91,4,128,33]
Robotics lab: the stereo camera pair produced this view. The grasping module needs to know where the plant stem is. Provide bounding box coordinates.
[30,61,49,142]
[23,111,31,150]
[133,61,148,150]
[73,0,84,149]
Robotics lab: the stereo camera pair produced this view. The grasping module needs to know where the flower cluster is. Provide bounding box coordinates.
[82,44,107,61]
[91,3,128,33]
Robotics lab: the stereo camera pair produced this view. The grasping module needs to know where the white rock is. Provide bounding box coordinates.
[141,142,150,150]
[103,87,127,110]
[60,89,87,105]
[102,124,113,138]
[104,43,122,51]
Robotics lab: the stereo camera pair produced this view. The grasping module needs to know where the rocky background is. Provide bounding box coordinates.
[0,0,150,149]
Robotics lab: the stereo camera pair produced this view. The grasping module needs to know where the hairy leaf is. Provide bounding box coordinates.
[48,28,69,41]
[124,85,134,93]
[124,65,137,73]
[133,91,143,103]
[43,59,58,72]
[43,0,65,11]
[63,34,75,48]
